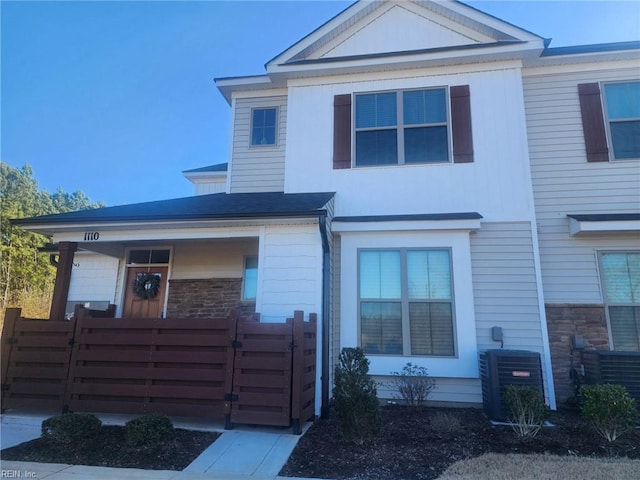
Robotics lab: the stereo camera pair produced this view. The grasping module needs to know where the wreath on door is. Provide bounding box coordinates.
[132,272,161,299]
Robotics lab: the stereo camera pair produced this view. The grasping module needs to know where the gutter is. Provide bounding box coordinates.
[318,212,330,418]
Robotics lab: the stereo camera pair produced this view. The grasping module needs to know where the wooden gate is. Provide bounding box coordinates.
[1,308,317,432]
[0,309,75,412]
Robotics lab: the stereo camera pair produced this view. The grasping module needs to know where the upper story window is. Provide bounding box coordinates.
[603,81,640,160]
[599,251,640,351]
[354,88,449,166]
[251,107,277,146]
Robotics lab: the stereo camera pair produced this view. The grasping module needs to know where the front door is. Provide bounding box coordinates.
[122,266,168,318]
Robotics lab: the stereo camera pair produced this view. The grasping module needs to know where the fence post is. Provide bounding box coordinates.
[62,305,86,413]
[223,311,240,430]
[291,310,305,434]
[1,308,21,412]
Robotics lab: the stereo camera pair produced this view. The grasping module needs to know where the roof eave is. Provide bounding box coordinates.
[16,210,330,237]
[267,41,544,79]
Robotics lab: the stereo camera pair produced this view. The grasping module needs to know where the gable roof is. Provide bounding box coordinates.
[216,0,547,101]
[13,192,335,233]
[265,0,545,74]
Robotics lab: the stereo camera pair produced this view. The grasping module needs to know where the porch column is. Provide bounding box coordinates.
[49,241,77,321]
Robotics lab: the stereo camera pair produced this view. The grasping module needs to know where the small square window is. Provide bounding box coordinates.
[251,108,277,146]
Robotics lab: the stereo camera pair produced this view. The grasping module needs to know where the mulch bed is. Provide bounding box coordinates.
[280,406,640,480]
[0,426,219,471]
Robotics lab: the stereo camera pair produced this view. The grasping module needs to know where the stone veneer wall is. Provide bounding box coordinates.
[166,279,255,319]
[545,304,609,405]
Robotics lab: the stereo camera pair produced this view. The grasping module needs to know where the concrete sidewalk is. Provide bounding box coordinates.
[0,411,320,480]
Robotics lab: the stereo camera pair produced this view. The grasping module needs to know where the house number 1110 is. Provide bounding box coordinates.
[84,232,100,241]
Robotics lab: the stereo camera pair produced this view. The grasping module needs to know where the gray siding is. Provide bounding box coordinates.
[470,221,552,402]
[230,96,287,193]
[523,66,640,304]
[471,222,544,350]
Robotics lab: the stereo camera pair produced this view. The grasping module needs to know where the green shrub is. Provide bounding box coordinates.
[389,362,435,408]
[333,347,381,444]
[580,384,638,442]
[504,385,547,441]
[41,413,102,444]
[125,413,175,450]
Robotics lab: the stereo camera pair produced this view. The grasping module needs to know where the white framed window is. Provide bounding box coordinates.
[242,256,258,300]
[598,251,640,351]
[251,107,278,146]
[354,87,449,166]
[602,81,640,160]
[359,248,455,356]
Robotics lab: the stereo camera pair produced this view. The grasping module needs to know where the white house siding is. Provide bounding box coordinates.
[171,239,258,280]
[258,223,324,322]
[258,222,325,414]
[284,62,535,223]
[194,179,227,195]
[313,2,486,60]
[523,63,640,304]
[229,95,287,193]
[68,251,120,308]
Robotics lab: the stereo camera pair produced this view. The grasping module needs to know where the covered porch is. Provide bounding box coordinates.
[8,191,335,418]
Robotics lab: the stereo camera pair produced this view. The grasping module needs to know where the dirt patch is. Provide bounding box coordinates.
[0,426,219,471]
[280,406,640,480]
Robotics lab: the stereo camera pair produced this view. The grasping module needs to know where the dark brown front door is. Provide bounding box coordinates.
[122,266,168,318]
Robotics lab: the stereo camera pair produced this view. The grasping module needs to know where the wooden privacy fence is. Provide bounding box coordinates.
[1,307,317,433]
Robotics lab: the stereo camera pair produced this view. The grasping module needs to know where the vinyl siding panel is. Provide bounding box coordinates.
[194,179,227,195]
[376,376,482,405]
[471,222,543,349]
[68,252,120,305]
[230,96,287,193]
[523,66,640,304]
[258,223,323,321]
[470,222,552,403]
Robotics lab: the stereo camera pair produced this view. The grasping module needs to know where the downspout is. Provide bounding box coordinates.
[318,212,330,418]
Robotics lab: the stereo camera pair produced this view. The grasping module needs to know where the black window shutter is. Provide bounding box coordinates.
[333,94,352,169]
[578,83,609,162]
[450,85,474,163]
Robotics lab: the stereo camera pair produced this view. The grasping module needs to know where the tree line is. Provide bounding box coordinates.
[1,163,104,317]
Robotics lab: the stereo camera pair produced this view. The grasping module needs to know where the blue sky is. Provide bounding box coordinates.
[2,0,639,207]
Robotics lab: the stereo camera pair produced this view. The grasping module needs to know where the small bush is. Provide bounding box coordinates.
[41,413,102,444]
[580,384,638,442]
[125,413,175,450]
[333,347,381,444]
[389,362,435,408]
[504,385,547,441]
[430,411,463,434]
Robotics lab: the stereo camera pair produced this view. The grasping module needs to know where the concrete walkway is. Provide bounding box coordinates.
[0,411,321,480]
